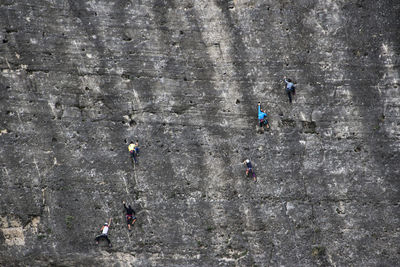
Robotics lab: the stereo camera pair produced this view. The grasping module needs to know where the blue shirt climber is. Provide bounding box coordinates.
[258,103,267,120]
[258,102,270,128]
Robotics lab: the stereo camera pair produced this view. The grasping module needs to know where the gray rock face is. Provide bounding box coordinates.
[1,0,399,266]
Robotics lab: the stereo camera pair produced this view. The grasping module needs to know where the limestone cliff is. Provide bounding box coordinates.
[1,0,399,266]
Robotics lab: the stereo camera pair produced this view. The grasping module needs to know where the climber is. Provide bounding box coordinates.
[128,141,138,164]
[134,140,139,156]
[258,102,270,129]
[95,218,112,247]
[243,159,256,182]
[123,200,137,231]
[284,76,296,103]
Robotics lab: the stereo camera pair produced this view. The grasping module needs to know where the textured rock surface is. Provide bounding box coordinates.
[1,0,399,266]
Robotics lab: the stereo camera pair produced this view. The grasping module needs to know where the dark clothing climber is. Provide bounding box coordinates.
[128,141,139,164]
[243,159,256,182]
[123,201,137,231]
[245,160,252,169]
[284,77,296,103]
[258,102,270,128]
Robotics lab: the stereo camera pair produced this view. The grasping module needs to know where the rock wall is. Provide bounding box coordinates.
[1,0,399,266]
